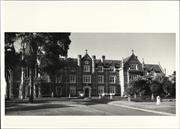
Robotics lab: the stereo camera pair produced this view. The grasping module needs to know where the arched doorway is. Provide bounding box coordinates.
[85,88,89,97]
[83,86,91,98]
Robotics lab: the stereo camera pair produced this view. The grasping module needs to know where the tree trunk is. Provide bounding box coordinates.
[29,68,34,103]
[134,93,137,99]
[9,69,13,99]
[139,92,142,97]
[5,69,10,100]
[151,93,154,100]
[19,67,24,99]
[38,85,41,98]
[5,68,14,100]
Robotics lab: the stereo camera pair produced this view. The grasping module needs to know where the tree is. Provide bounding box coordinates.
[5,33,20,99]
[128,76,151,98]
[38,33,71,97]
[5,33,71,102]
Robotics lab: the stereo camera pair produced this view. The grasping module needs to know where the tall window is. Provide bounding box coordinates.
[129,74,140,81]
[110,86,116,94]
[69,75,76,83]
[109,66,115,72]
[98,75,104,84]
[83,75,91,83]
[83,65,90,72]
[109,75,116,84]
[98,66,103,72]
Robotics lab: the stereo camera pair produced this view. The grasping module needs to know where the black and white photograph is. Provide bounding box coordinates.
[1,1,179,129]
[5,33,176,116]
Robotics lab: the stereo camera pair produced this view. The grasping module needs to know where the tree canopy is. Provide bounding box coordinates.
[5,32,71,101]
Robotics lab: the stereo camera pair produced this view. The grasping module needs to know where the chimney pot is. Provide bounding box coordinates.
[92,55,96,60]
[102,55,105,62]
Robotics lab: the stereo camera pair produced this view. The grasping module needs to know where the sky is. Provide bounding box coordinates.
[68,33,176,76]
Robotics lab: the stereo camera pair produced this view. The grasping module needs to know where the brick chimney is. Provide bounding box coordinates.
[101,55,105,63]
[92,55,96,73]
[77,55,81,66]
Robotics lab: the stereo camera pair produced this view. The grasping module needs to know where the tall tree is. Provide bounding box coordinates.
[5,33,20,99]
[39,33,71,97]
[5,33,71,102]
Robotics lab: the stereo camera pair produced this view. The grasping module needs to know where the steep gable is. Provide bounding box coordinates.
[124,53,142,66]
[81,53,92,61]
[144,64,163,73]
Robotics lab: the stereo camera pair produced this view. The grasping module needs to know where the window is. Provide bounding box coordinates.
[83,65,90,72]
[98,86,104,94]
[98,66,103,72]
[109,66,115,72]
[98,75,104,84]
[70,87,76,96]
[130,64,138,70]
[110,86,116,94]
[109,75,116,84]
[83,75,91,83]
[69,75,76,83]
[129,74,140,81]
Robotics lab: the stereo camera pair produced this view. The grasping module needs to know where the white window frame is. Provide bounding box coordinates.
[69,74,76,83]
[83,65,90,72]
[98,66,103,72]
[110,86,116,94]
[98,75,104,84]
[83,75,91,83]
[109,75,116,84]
[130,64,137,70]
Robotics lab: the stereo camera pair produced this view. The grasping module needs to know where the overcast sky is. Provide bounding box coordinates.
[68,33,175,75]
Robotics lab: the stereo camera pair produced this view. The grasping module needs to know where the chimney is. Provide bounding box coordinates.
[92,55,96,73]
[78,55,81,66]
[101,55,105,63]
[142,58,144,70]
[164,68,166,76]
[92,55,96,60]
[121,57,124,68]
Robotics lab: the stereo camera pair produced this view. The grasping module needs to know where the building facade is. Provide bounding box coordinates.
[8,50,165,98]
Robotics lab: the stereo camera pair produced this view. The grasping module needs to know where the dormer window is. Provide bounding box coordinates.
[109,66,115,72]
[98,66,103,72]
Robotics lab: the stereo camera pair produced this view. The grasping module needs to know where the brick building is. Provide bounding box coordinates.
[8,50,165,98]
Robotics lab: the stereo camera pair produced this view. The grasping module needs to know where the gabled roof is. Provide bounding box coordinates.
[123,56,131,64]
[144,64,162,72]
[81,53,92,60]
[123,53,141,65]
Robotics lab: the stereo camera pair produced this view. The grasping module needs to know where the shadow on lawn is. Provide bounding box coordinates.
[5,103,73,113]
[73,98,114,105]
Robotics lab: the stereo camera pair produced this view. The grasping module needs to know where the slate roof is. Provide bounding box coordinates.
[123,56,131,64]
[144,64,162,72]
[81,53,91,60]
[104,60,121,67]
